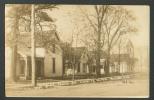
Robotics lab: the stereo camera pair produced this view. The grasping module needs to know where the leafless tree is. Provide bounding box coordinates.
[80,5,137,76]
[103,6,137,76]
[80,5,108,77]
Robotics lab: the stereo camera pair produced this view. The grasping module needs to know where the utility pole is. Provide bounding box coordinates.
[119,38,124,81]
[118,38,121,74]
[72,49,75,81]
[140,54,142,73]
[72,33,78,81]
[31,4,37,87]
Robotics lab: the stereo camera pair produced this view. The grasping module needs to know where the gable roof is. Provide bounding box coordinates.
[71,47,87,61]
[17,30,60,48]
[126,40,134,48]
[72,47,86,56]
[71,47,108,61]
[110,54,130,62]
[88,50,107,59]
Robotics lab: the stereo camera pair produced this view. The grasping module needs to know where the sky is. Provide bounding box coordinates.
[48,5,149,47]
[5,5,149,48]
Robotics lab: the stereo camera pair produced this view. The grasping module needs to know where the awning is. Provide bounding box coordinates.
[18,48,45,57]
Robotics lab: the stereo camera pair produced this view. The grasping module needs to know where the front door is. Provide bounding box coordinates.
[27,57,44,79]
[36,58,44,78]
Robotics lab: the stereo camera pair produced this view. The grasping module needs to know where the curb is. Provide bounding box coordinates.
[36,75,134,88]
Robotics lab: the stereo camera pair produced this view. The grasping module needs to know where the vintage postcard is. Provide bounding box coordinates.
[5,4,149,98]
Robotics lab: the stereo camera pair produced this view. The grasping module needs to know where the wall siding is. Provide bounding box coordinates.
[44,47,63,77]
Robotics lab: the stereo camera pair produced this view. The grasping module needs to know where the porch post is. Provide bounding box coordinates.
[80,63,83,73]
[24,56,28,80]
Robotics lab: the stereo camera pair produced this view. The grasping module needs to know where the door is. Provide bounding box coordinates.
[27,57,44,79]
[36,58,44,78]
[20,60,25,75]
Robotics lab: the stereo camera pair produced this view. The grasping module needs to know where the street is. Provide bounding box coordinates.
[6,74,149,97]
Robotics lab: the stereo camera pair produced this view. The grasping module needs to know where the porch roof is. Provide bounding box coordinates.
[110,54,130,62]
[18,48,45,58]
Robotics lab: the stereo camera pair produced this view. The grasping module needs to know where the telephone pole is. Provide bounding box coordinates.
[31,4,37,86]
[118,38,121,73]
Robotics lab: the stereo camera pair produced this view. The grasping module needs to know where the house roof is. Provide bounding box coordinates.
[88,50,107,59]
[72,47,86,56]
[17,30,60,48]
[71,47,107,61]
[100,51,107,58]
[110,54,130,62]
[16,30,60,57]
[126,40,134,48]
[18,47,45,57]
[71,47,86,61]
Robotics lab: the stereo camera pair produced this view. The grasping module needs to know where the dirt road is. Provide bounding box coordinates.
[6,78,149,97]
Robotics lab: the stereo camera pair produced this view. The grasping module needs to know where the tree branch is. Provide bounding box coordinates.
[109,20,123,46]
[80,8,97,32]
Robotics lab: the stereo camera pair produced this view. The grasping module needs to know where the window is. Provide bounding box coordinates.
[77,63,80,72]
[83,63,86,73]
[52,44,55,53]
[52,58,55,73]
[20,60,25,75]
[93,66,96,73]
[36,58,44,77]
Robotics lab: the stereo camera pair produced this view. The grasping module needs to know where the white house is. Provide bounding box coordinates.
[5,30,63,80]
[110,40,136,74]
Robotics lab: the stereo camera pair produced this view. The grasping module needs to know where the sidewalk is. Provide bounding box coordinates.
[5,74,135,90]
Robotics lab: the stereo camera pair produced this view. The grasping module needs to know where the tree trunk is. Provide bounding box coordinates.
[105,57,110,76]
[96,53,101,77]
[118,40,121,74]
[96,26,101,78]
[62,55,65,78]
[104,46,110,76]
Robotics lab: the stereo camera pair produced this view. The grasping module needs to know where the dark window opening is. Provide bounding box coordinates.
[52,58,55,73]
[36,58,44,77]
[77,63,80,72]
[83,63,86,73]
[92,66,96,73]
[20,60,25,75]
[52,44,55,53]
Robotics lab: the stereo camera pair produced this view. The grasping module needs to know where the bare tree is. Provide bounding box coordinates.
[80,5,137,76]
[80,5,108,77]
[60,29,75,80]
[103,6,137,76]
[117,36,128,73]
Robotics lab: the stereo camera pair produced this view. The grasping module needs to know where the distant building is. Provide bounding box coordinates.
[63,47,90,75]
[111,54,131,73]
[110,40,137,74]
[63,47,107,75]
[62,40,137,76]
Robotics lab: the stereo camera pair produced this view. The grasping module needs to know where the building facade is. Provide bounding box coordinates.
[5,30,63,80]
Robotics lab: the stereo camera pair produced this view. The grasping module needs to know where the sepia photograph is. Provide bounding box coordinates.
[5,4,149,98]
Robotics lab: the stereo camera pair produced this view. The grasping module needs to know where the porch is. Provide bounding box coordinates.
[17,51,45,80]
